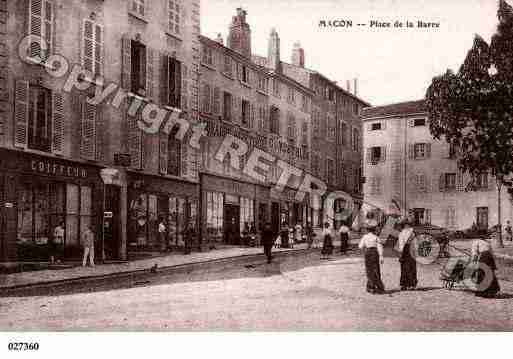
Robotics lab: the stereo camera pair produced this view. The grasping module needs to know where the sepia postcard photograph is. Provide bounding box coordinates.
[1,0,513,356]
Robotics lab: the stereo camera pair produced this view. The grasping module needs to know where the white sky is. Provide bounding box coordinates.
[200,0,500,106]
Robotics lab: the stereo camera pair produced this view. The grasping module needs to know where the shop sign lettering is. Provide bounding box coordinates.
[30,160,88,179]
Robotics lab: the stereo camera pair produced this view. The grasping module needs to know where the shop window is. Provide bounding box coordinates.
[206,191,224,242]
[240,197,254,234]
[28,85,52,152]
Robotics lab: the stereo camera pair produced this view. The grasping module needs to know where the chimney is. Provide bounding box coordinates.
[346,80,351,93]
[291,41,305,68]
[268,27,281,72]
[227,8,252,58]
[353,78,358,96]
[215,33,224,45]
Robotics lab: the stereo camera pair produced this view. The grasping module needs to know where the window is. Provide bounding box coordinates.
[202,45,214,66]
[312,153,320,176]
[240,197,255,234]
[414,118,426,127]
[257,75,268,93]
[411,208,431,226]
[287,113,296,139]
[445,207,456,228]
[327,158,335,184]
[201,83,211,113]
[448,142,457,159]
[353,103,360,116]
[327,115,335,141]
[414,143,427,159]
[168,127,182,176]
[367,146,385,164]
[241,99,250,126]
[370,122,382,131]
[301,95,309,112]
[476,172,489,190]
[258,106,267,132]
[28,85,52,152]
[28,0,54,61]
[206,192,224,242]
[352,129,360,152]
[130,0,145,17]
[301,121,308,144]
[241,65,249,83]
[168,0,181,35]
[223,55,233,76]
[131,40,146,95]
[444,173,457,191]
[273,79,281,98]
[166,56,182,108]
[328,88,335,102]
[287,87,296,105]
[82,19,103,76]
[416,173,428,192]
[341,122,348,146]
[270,106,280,135]
[223,92,232,121]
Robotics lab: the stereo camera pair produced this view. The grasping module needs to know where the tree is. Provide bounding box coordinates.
[425,0,513,246]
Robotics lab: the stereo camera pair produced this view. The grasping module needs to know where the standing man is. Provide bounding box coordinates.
[51,221,65,264]
[158,217,167,252]
[261,222,275,264]
[81,224,95,267]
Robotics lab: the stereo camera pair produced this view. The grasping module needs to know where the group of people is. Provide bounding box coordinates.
[319,221,351,259]
[158,217,196,255]
[49,222,96,267]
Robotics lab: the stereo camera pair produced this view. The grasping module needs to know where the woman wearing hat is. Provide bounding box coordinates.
[358,219,385,294]
[397,220,418,290]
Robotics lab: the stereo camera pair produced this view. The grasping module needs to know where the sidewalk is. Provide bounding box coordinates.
[0,243,319,290]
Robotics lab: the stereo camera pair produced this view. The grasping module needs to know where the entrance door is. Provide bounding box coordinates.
[104,185,121,260]
[271,202,280,234]
[223,204,240,245]
[476,207,489,230]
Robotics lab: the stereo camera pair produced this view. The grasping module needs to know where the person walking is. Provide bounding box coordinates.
[280,222,289,249]
[471,235,501,298]
[81,224,95,267]
[321,222,334,260]
[397,221,418,291]
[261,222,275,264]
[358,219,385,294]
[50,221,65,264]
[183,222,195,255]
[338,221,350,255]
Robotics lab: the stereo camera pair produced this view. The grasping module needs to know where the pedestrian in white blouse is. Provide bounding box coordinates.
[359,219,385,294]
[471,237,500,298]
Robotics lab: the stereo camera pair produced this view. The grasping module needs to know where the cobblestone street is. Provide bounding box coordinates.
[1,250,512,331]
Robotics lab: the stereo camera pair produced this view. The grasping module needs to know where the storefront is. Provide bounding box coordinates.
[0,149,104,262]
[127,172,199,253]
[201,173,270,245]
[270,186,311,232]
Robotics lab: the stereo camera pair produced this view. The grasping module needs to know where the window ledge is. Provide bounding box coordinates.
[128,11,148,23]
[201,62,216,71]
[165,31,183,42]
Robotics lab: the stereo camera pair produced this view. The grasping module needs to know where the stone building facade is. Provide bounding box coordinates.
[362,100,513,230]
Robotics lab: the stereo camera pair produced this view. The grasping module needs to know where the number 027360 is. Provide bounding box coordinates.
[8,342,40,351]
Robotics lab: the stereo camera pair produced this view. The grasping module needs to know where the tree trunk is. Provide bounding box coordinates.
[498,180,504,248]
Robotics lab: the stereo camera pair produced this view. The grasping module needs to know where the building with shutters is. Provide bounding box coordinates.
[361,100,513,230]
[0,0,201,263]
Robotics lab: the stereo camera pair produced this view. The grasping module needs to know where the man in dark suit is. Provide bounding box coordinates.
[261,222,276,264]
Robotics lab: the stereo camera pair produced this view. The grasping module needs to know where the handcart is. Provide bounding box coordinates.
[439,244,473,289]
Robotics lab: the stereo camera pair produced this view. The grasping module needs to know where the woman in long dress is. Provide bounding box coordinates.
[471,236,500,298]
[338,221,350,255]
[397,221,418,290]
[321,222,334,260]
[359,220,385,294]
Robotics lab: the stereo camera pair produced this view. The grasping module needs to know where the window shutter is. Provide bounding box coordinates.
[408,144,414,159]
[14,80,29,149]
[457,170,464,191]
[80,98,96,160]
[43,0,53,56]
[146,48,155,100]
[181,141,188,177]
[237,63,242,81]
[128,111,143,169]
[237,97,242,123]
[426,143,431,158]
[381,146,386,162]
[439,174,446,192]
[250,102,255,129]
[51,91,65,155]
[159,132,168,174]
[28,0,43,59]
[82,19,94,73]
[94,23,103,76]
[213,87,220,115]
[121,34,132,90]
[175,60,182,108]
[426,209,432,225]
[160,53,169,105]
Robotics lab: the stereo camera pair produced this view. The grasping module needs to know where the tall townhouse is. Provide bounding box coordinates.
[255,41,369,227]
[0,0,200,263]
[199,8,314,241]
[361,100,513,230]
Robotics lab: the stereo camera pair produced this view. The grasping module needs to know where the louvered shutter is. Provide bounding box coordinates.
[128,111,143,169]
[175,60,182,107]
[43,0,53,56]
[51,91,65,155]
[426,143,431,159]
[237,63,242,81]
[381,146,386,162]
[160,53,169,105]
[80,97,96,160]
[82,19,94,73]
[439,174,446,192]
[14,80,29,149]
[408,144,414,159]
[250,102,255,128]
[121,34,131,90]
[28,0,43,60]
[181,141,188,177]
[94,23,103,76]
[213,87,220,115]
[146,48,155,99]
[237,97,242,123]
[159,132,168,174]
[366,148,372,163]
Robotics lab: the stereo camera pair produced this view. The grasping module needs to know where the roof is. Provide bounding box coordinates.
[361,100,427,119]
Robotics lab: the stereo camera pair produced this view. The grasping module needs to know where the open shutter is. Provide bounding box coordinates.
[160,53,169,105]
[14,80,29,149]
[175,60,182,108]
[250,103,256,128]
[146,48,155,100]
[121,34,132,90]
[181,141,188,177]
[82,19,94,73]
[180,63,187,110]
[408,144,414,159]
[426,143,431,159]
[213,87,220,115]
[51,91,65,155]
[94,23,103,76]
[80,98,96,160]
[128,111,142,169]
[439,173,446,192]
[43,0,53,56]
[28,0,43,59]
[159,132,168,174]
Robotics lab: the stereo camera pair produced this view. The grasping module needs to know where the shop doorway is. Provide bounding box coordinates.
[103,185,121,260]
[271,202,280,233]
[223,204,240,245]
